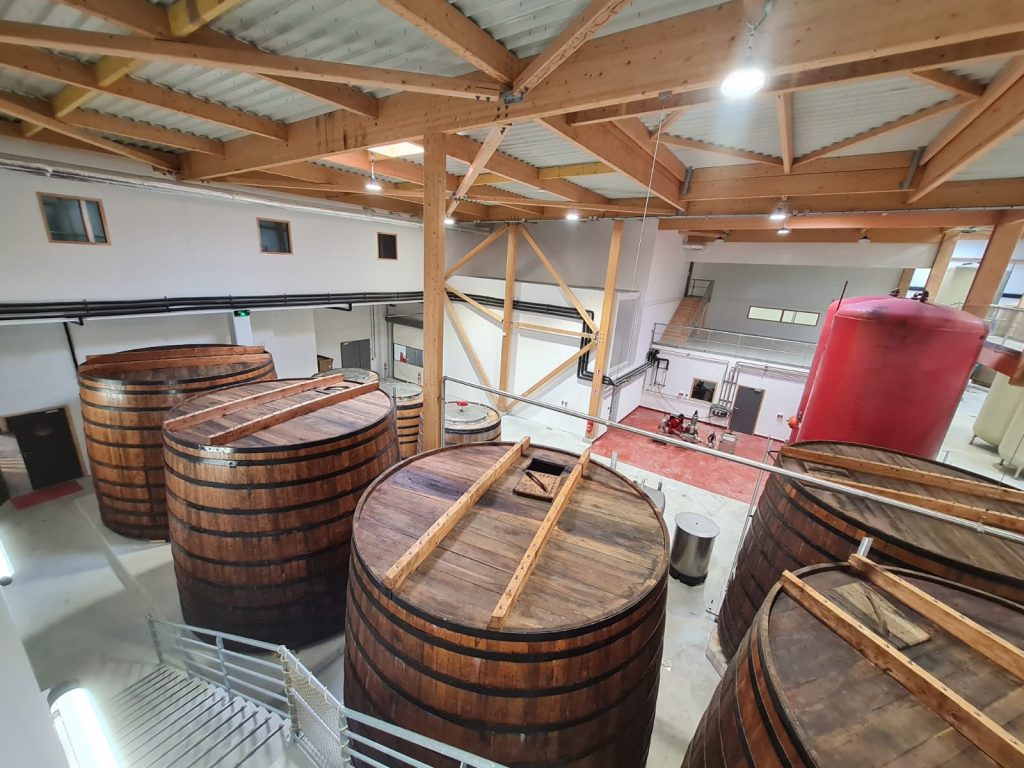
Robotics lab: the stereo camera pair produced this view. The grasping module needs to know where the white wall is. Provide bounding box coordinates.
[692,261,904,342]
[312,307,375,372]
[641,346,806,440]
[0,591,69,768]
[250,309,318,378]
[392,323,424,384]
[0,164,424,303]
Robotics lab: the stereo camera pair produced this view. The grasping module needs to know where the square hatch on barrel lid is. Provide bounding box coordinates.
[513,457,567,501]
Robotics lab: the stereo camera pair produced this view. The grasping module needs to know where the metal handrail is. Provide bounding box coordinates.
[651,322,817,367]
[145,618,507,768]
[440,376,1024,546]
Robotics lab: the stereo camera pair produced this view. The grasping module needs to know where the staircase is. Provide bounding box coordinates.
[657,279,714,346]
[78,619,506,768]
[100,666,303,768]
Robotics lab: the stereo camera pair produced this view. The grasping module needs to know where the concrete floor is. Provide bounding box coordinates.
[0,382,1016,767]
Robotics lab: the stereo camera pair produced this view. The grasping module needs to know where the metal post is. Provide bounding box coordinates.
[279,647,300,741]
[147,616,164,665]
[338,707,352,766]
[215,635,231,694]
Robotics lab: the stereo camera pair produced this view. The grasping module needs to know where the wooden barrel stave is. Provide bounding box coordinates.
[345,443,668,768]
[78,346,275,539]
[686,565,1024,768]
[164,379,398,646]
[717,442,1024,659]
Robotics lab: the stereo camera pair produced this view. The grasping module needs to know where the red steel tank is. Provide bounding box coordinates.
[788,295,874,442]
[793,296,987,458]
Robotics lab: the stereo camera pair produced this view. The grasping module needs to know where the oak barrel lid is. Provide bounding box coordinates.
[315,367,380,384]
[78,344,271,384]
[779,440,1024,582]
[164,377,392,451]
[761,564,1024,766]
[380,378,423,401]
[444,401,498,427]
[353,442,669,635]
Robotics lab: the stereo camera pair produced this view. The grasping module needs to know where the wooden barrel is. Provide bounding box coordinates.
[163,376,398,646]
[717,440,1024,659]
[379,378,422,459]
[346,442,669,767]
[315,367,380,385]
[417,400,502,451]
[77,345,276,540]
[684,562,1024,768]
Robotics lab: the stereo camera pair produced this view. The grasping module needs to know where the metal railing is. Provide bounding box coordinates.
[440,376,1024,547]
[974,303,1024,348]
[148,619,507,768]
[651,323,817,368]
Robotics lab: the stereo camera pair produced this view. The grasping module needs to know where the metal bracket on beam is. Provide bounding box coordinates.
[502,91,525,105]
[682,166,693,197]
[902,146,925,190]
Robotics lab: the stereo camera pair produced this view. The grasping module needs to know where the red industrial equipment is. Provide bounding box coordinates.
[792,296,987,459]
[788,296,874,442]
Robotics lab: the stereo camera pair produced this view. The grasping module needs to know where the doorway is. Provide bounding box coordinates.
[730,386,764,435]
[3,408,83,491]
[340,338,372,369]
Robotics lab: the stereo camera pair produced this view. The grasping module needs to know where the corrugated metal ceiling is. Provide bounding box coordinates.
[465,122,596,168]
[954,130,1024,181]
[669,97,782,158]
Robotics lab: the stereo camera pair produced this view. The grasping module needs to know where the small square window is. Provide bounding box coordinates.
[748,306,783,322]
[378,232,398,260]
[258,218,292,254]
[39,194,108,244]
[690,378,717,403]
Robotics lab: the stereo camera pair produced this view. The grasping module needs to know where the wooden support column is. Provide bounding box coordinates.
[964,213,1024,317]
[895,268,914,297]
[422,132,447,450]
[924,230,960,299]
[499,225,519,411]
[585,220,624,439]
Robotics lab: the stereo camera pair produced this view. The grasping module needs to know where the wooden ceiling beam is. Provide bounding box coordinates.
[702,229,946,243]
[566,33,1024,126]
[659,211,1001,231]
[797,97,969,166]
[0,21,502,100]
[659,134,784,167]
[0,92,178,170]
[377,0,519,85]
[653,108,689,137]
[540,115,684,209]
[513,0,632,96]
[614,118,688,182]
[53,0,171,36]
[687,167,909,201]
[449,126,508,216]
[42,0,244,139]
[446,132,608,205]
[909,69,986,98]
[912,63,1024,200]
[62,110,223,155]
[181,1,1024,179]
[0,43,288,140]
[776,93,794,173]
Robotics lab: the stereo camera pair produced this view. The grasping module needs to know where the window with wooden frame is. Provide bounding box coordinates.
[258,218,292,254]
[377,232,398,260]
[38,193,109,244]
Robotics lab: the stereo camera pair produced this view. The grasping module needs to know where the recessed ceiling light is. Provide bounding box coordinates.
[565,211,580,221]
[369,141,424,158]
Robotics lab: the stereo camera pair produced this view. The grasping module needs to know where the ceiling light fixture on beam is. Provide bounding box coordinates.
[365,157,383,192]
[721,0,773,99]
[769,199,788,221]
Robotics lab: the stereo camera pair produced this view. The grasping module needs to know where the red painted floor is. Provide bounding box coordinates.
[592,406,775,502]
[10,479,83,510]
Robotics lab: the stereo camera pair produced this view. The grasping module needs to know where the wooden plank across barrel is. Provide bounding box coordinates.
[77,344,276,540]
[163,376,398,647]
[716,440,1024,660]
[683,561,1024,768]
[345,441,669,767]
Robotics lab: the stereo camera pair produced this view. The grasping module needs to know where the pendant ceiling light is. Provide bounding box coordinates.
[721,0,773,99]
[365,157,383,192]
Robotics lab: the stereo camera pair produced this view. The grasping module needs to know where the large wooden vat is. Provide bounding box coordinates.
[684,562,1024,768]
[315,367,379,385]
[418,400,502,450]
[163,375,398,646]
[345,441,669,767]
[718,441,1024,659]
[77,345,276,540]
[380,378,422,459]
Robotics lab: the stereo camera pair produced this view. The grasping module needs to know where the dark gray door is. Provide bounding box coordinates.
[730,386,764,435]
[6,408,83,489]
[340,339,371,369]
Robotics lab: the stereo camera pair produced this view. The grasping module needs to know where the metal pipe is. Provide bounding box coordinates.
[442,376,1024,546]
